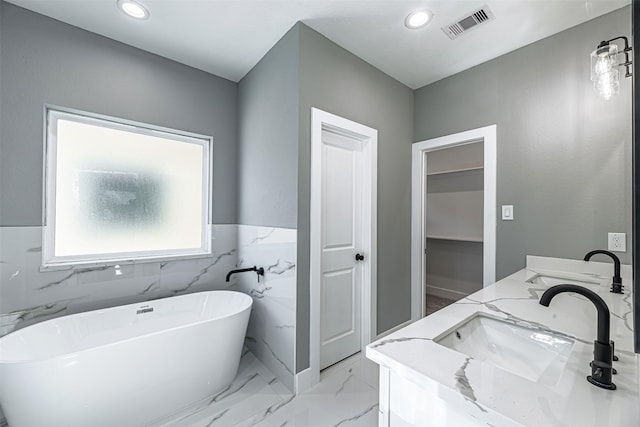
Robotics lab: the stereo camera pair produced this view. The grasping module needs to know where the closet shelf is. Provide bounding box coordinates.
[426,235,483,243]
[426,166,484,176]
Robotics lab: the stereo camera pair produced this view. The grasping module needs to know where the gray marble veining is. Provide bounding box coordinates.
[369,336,433,348]
[237,225,297,392]
[138,280,160,295]
[622,291,633,331]
[204,408,229,427]
[262,337,294,376]
[38,265,110,290]
[250,394,296,425]
[267,259,296,275]
[454,357,488,415]
[245,228,276,246]
[335,368,354,396]
[169,249,237,294]
[249,285,272,299]
[454,357,475,401]
[333,404,378,427]
[209,373,260,404]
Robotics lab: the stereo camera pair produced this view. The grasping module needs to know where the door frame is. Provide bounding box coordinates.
[309,108,378,388]
[410,125,497,320]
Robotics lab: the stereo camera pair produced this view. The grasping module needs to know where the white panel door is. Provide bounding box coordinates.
[320,129,363,370]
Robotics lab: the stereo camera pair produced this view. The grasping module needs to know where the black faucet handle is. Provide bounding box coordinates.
[590,360,617,374]
[610,282,623,294]
[590,359,613,370]
[588,354,617,390]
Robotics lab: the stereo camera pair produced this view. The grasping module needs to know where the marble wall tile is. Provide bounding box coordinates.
[236,225,297,392]
[158,225,238,296]
[0,224,237,336]
[0,226,79,335]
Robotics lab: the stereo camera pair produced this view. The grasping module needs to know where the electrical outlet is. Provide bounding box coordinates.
[608,232,626,252]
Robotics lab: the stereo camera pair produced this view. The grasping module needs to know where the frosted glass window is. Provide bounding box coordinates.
[43,107,212,267]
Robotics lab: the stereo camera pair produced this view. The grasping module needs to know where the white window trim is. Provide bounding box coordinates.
[42,105,213,270]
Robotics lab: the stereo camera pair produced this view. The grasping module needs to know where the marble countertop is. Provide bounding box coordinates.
[366,256,639,426]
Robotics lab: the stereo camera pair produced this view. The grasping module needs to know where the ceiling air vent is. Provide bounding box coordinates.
[442,5,495,40]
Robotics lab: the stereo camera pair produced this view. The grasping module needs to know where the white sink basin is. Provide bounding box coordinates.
[526,273,600,288]
[435,313,575,386]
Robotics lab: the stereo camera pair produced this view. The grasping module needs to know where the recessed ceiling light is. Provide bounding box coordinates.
[117,0,149,20]
[405,10,433,29]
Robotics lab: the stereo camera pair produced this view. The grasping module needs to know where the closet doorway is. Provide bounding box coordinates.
[410,125,496,319]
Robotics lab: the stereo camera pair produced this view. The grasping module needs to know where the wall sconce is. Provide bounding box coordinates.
[591,36,632,100]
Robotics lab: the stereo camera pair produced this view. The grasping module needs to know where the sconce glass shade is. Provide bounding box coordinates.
[591,43,620,100]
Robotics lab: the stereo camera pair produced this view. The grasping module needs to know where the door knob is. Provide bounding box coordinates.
[355,253,365,261]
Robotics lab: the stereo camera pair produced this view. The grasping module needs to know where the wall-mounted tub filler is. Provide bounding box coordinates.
[540,284,617,390]
[226,266,265,282]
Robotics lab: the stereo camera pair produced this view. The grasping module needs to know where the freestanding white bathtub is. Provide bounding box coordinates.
[0,290,252,427]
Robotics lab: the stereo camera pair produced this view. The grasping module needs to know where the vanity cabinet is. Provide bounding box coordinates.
[425,142,484,304]
[377,366,519,427]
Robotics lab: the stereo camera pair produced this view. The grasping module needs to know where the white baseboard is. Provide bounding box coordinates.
[374,319,414,341]
[294,368,313,395]
[426,285,467,301]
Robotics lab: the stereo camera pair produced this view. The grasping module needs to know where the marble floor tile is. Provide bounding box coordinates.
[246,390,378,427]
[154,352,379,427]
[321,353,379,390]
[146,352,287,427]
[175,381,284,427]
[236,354,378,427]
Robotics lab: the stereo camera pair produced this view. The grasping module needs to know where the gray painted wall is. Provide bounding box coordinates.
[238,26,299,228]
[414,6,632,279]
[0,2,238,226]
[296,24,414,372]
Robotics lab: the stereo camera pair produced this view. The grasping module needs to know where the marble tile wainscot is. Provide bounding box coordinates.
[367,256,640,427]
[0,225,239,337]
[235,225,297,392]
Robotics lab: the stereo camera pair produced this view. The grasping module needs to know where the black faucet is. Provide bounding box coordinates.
[584,250,623,294]
[539,284,616,390]
[225,266,264,282]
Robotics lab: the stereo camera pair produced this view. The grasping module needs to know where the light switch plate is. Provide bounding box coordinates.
[608,232,626,252]
[502,205,514,221]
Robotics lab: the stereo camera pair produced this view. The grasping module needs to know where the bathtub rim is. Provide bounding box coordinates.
[0,290,253,365]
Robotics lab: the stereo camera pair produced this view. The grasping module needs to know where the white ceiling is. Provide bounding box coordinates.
[5,0,631,89]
